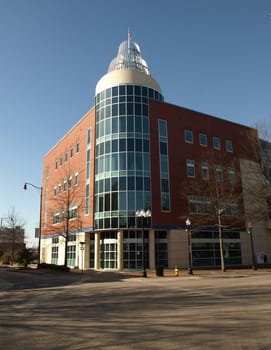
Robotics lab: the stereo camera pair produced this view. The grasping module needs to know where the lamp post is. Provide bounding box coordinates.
[247,222,257,270]
[23,182,42,265]
[136,209,151,278]
[185,218,193,275]
[80,241,86,273]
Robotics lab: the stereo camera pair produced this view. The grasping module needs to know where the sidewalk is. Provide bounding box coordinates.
[118,267,271,279]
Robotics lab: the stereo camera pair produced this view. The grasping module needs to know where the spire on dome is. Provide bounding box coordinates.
[107,31,150,75]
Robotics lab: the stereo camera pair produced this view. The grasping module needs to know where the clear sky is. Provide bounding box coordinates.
[0,0,270,246]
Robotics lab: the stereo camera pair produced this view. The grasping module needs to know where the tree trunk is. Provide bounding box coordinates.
[218,213,226,272]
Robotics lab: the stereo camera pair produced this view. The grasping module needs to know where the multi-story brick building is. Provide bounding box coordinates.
[41,33,271,271]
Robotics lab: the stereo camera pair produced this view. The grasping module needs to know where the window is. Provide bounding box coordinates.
[184,130,193,143]
[54,186,57,197]
[189,196,211,214]
[87,129,92,145]
[55,160,58,170]
[67,234,76,242]
[69,205,77,219]
[59,157,63,166]
[58,183,62,194]
[64,152,68,162]
[213,136,220,150]
[187,160,195,177]
[226,139,233,152]
[223,202,238,216]
[63,180,67,192]
[51,246,58,264]
[215,165,223,182]
[158,119,171,212]
[74,172,79,186]
[76,142,80,153]
[228,167,236,184]
[201,162,209,180]
[199,133,207,146]
[70,147,74,158]
[53,212,60,224]
[68,176,72,188]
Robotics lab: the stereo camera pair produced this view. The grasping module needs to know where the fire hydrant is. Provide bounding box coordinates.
[174,266,179,277]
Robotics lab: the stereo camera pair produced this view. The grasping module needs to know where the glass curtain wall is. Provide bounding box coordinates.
[94,85,163,230]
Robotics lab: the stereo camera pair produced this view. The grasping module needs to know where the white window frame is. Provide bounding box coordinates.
[199,133,207,147]
[184,130,193,144]
[213,136,221,150]
[187,159,195,177]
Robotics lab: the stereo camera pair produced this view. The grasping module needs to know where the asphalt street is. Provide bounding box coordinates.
[0,267,271,350]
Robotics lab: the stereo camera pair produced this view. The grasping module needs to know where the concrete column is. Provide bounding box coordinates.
[117,230,123,271]
[94,232,100,270]
[78,232,87,270]
[148,229,156,269]
[84,232,90,269]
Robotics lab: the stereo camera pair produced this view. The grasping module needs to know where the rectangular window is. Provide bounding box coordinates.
[227,167,235,184]
[226,139,233,152]
[213,136,221,150]
[51,246,58,264]
[223,202,239,216]
[70,148,74,158]
[55,160,58,170]
[64,152,68,162]
[187,160,195,177]
[201,162,209,180]
[215,165,223,182]
[199,133,207,146]
[69,205,77,219]
[87,129,92,145]
[76,142,80,153]
[74,172,79,186]
[53,212,60,224]
[158,119,170,212]
[184,130,193,144]
[189,196,211,214]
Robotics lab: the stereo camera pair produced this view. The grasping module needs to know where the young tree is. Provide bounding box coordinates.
[43,165,85,267]
[182,150,244,272]
[2,206,25,265]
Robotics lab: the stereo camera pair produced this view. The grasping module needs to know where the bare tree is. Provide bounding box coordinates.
[181,150,244,272]
[2,206,25,265]
[43,165,85,267]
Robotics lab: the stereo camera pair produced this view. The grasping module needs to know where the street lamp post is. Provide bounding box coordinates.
[80,241,86,273]
[247,222,257,270]
[185,218,193,275]
[23,182,43,265]
[136,209,151,278]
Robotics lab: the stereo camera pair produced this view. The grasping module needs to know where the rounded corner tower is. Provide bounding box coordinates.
[94,32,164,259]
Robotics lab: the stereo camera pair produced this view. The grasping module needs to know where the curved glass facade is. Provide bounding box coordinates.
[94,84,164,230]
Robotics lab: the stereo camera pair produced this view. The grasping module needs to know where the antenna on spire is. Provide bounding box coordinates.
[128,26,131,54]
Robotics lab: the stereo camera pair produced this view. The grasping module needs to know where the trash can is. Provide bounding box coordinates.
[156,265,164,276]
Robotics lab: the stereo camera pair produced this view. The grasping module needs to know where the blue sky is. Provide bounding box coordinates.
[0,0,270,246]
